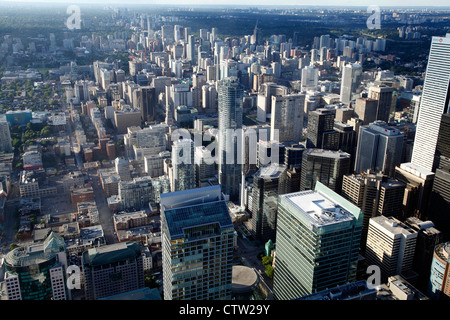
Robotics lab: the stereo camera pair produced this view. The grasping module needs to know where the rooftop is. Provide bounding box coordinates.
[232,265,260,293]
[82,241,141,267]
[398,162,434,179]
[282,190,355,228]
[304,148,351,159]
[163,200,233,240]
[255,163,286,179]
[370,216,417,239]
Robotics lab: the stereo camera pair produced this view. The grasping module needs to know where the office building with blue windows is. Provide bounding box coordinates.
[160,186,235,300]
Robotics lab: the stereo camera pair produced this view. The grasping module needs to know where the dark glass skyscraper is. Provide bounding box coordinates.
[306,108,339,150]
[300,149,351,193]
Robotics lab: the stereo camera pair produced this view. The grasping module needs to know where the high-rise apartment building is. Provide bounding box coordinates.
[82,242,145,300]
[355,121,404,178]
[256,83,288,123]
[218,77,244,202]
[340,63,362,105]
[170,138,196,192]
[116,176,154,210]
[270,93,305,143]
[411,35,450,172]
[273,182,363,300]
[160,186,235,300]
[301,66,319,91]
[365,216,418,283]
[300,149,351,193]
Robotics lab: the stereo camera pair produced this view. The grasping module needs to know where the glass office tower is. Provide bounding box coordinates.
[273,182,363,300]
[160,186,235,300]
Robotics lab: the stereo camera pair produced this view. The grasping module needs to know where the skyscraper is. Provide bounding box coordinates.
[433,113,450,171]
[394,162,435,221]
[187,34,195,62]
[354,98,378,125]
[301,66,318,91]
[306,108,339,150]
[428,160,450,239]
[424,113,450,238]
[368,85,395,123]
[270,93,305,143]
[256,83,288,123]
[247,163,286,243]
[170,138,196,192]
[218,77,244,202]
[273,182,362,300]
[340,63,362,105]
[160,186,235,300]
[354,121,404,178]
[341,171,406,251]
[411,35,450,172]
[137,86,157,123]
[278,144,305,195]
[300,149,351,193]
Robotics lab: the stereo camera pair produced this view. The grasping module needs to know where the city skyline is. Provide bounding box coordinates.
[0,1,449,305]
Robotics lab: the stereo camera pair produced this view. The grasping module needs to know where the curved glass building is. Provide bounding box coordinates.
[2,232,69,300]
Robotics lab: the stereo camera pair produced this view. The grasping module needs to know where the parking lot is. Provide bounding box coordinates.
[41,194,73,216]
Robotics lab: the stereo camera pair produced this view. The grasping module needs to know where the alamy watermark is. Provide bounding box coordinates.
[66,5,81,30]
[171,128,280,166]
[367,5,381,30]
[66,265,81,290]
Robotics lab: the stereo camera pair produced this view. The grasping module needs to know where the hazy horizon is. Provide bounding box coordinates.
[1,0,450,8]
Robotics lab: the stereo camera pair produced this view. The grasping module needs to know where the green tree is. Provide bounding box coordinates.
[9,243,18,251]
[40,126,52,138]
[265,265,274,279]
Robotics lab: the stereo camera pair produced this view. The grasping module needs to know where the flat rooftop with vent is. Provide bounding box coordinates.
[280,183,361,228]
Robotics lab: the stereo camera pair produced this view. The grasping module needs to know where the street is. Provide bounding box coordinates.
[235,232,274,291]
[89,171,117,245]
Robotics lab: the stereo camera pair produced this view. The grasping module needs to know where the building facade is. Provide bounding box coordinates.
[82,241,145,300]
[273,182,363,300]
[160,186,235,300]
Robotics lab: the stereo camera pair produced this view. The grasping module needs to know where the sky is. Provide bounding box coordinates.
[1,0,450,7]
